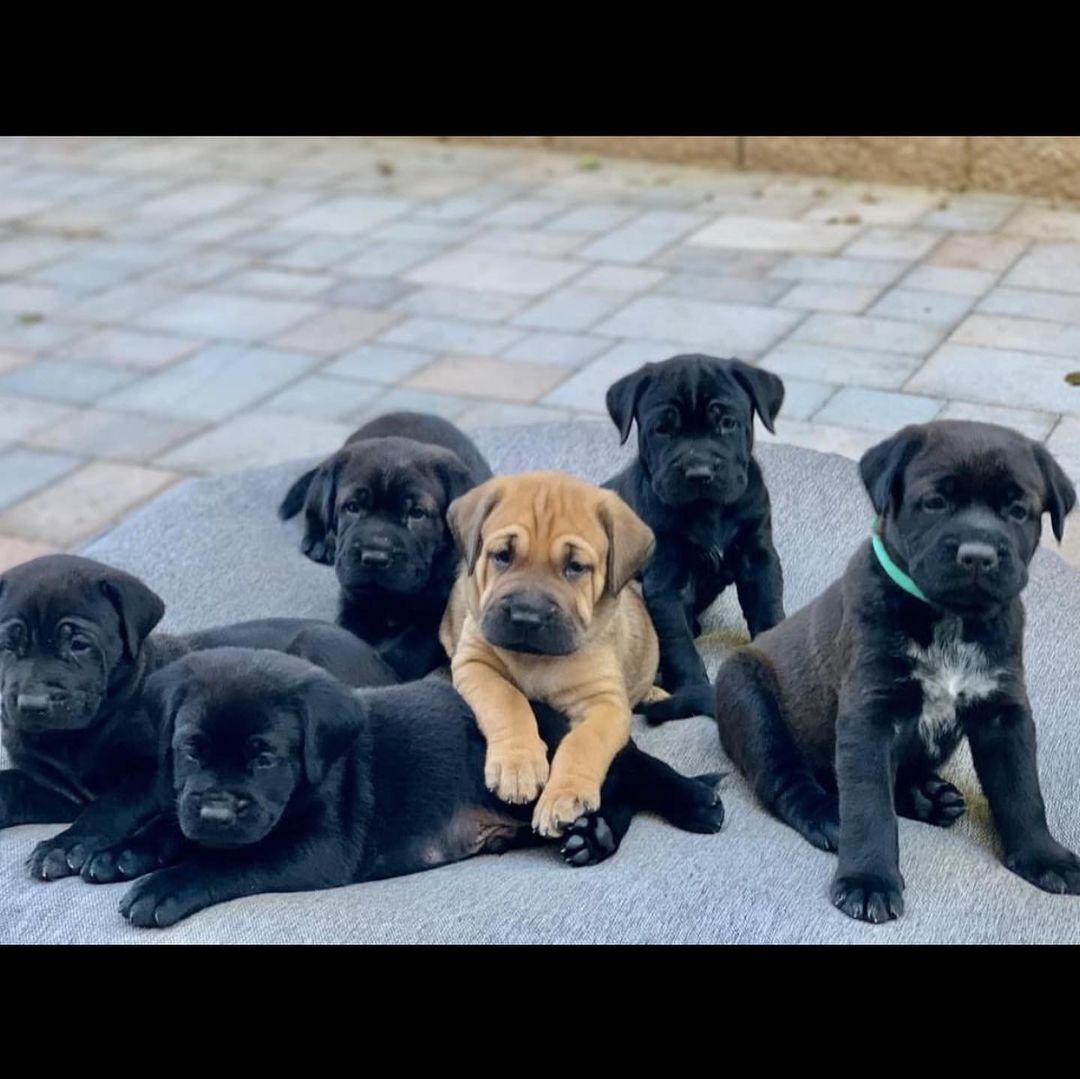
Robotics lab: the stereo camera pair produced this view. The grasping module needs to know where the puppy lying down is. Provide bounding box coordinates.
[86,648,724,929]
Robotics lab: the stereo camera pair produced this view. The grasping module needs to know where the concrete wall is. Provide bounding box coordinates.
[445,136,1080,200]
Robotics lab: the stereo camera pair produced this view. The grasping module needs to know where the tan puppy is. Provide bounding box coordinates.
[439,471,660,837]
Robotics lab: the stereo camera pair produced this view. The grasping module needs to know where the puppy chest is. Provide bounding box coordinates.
[905,622,1002,754]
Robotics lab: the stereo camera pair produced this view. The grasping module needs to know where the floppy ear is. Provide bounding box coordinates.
[606,365,654,444]
[858,426,927,517]
[99,569,165,661]
[297,673,367,786]
[278,466,317,522]
[447,479,504,575]
[728,361,784,434]
[142,663,189,799]
[298,455,343,565]
[429,447,479,507]
[598,492,656,595]
[1033,443,1077,543]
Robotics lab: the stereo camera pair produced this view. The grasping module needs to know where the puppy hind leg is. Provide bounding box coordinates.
[615,742,725,834]
[717,653,839,852]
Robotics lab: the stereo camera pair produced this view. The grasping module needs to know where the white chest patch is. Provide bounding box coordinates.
[905,620,1002,754]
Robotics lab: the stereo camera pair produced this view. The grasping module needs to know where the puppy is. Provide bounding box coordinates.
[76,649,725,928]
[604,354,786,715]
[439,471,660,837]
[279,411,492,681]
[703,420,1079,923]
[0,554,396,881]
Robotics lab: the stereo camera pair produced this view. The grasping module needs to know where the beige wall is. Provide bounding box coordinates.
[445,136,1080,200]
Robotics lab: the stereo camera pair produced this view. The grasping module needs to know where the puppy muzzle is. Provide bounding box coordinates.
[915,531,1024,611]
[336,537,429,595]
[180,790,271,848]
[3,685,97,731]
[480,592,581,656]
[654,452,747,506]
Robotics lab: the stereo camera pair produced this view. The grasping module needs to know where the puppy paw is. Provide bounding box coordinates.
[533,777,601,838]
[896,774,966,827]
[639,684,714,725]
[560,813,619,867]
[484,737,550,805]
[668,773,726,834]
[641,685,670,705]
[27,833,107,881]
[829,872,904,924]
[83,832,181,884]
[302,533,336,565]
[1005,844,1080,895]
[777,786,840,852]
[119,868,213,929]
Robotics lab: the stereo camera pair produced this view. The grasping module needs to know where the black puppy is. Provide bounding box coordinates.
[76,648,725,928]
[604,354,786,714]
[279,411,492,681]
[0,554,396,881]
[705,420,1079,923]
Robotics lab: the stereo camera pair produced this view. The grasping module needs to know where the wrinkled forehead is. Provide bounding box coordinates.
[338,445,443,501]
[0,574,114,632]
[908,432,1043,499]
[176,685,300,750]
[641,361,750,416]
[486,483,607,555]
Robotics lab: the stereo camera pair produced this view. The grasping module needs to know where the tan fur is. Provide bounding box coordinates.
[440,471,661,837]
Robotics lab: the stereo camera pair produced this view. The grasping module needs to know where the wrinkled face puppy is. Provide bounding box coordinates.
[448,473,654,656]
[861,420,1076,614]
[0,555,164,733]
[606,354,785,507]
[152,650,355,848]
[300,437,477,597]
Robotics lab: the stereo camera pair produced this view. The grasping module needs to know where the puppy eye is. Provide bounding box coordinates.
[653,418,674,436]
[182,747,201,764]
[342,499,361,514]
[490,549,512,568]
[407,505,427,521]
[69,636,92,655]
[922,494,948,513]
[1009,503,1029,522]
[719,416,737,434]
[564,560,589,579]
[253,753,278,770]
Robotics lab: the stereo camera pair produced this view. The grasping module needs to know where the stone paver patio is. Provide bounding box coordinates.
[2,135,1080,571]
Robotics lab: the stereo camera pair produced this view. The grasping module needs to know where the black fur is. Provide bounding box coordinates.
[703,420,1080,923]
[80,648,726,927]
[278,411,492,680]
[0,554,396,881]
[603,354,786,708]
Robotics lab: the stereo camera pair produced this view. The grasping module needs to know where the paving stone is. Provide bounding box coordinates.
[346,387,472,424]
[339,242,443,277]
[62,328,205,370]
[0,235,73,274]
[279,195,413,235]
[0,395,76,447]
[977,287,1080,325]
[224,228,308,257]
[1003,243,1080,294]
[802,188,938,226]
[843,227,943,261]
[657,272,792,305]
[478,199,566,228]
[791,312,943,357]
[777,377,838,421]
[0,350,29,376]
[391,287,527,324]
[770,255,909,287]
[500,332,610,368]
[380,316,523,355]
[760,342,923,390]
[907,344,1080,416]
[509,288,630,332]
[324,344,436,384]
[33,255,142,293]
[457,401,577,429]
[1046,417,1080,485]
[919,196,1020,232]
[0,282,71,315]
[0,535,58,573]
[465,228,588,258]
[25,408,201,461]
[594,295,803,356]
[137,291,317,340]
[926,232,1028,272]
[136,182,260,219]
[63,282,179,324]
[0,314,88,351]
[156,412,355,474]
[653,247,785,278]
[813,386,943,432]
[270,236,358,271]
[257,375,385,421]
[404,248,584,296]
[900,265,997,297]
[688,216,861,254]
[0,447,83,509]
[1001,208,1080,242]
[0,359,138,404]
[949,314,1080,358]
[866,288,974,327]
[937,400,1057,441]
[543,204,637,233]
[368,220,478,247]
[217,268,335,299]
[412,187,518,224]
[578,211,705,263]
[405,355,569,402]
[572,265,666,293]
[320,278,415,308]
[144,252,252,289]
[778,282,879,313]
[759,418,882,462]
[106,343,317,421]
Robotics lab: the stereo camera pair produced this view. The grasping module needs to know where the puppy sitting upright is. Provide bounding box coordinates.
[279,411,492,681]
[603,354,786,715]
[440,472,659,837]
[708,420,1079,923]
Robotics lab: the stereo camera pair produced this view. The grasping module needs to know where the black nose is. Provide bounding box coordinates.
[360,549,392,568]
[683,464,714,481]
[957,542,999,573]
[198,795,250,826]
[16,691,63,716]
[506,598,556,628]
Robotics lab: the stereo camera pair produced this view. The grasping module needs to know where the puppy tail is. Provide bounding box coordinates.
[716,650,839,853]
[279,467,317,521]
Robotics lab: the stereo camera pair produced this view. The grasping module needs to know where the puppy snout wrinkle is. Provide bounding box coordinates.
[957,542,999,573]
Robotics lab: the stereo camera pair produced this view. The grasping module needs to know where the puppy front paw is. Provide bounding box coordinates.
[669,773,726,834]
[533,776,601,838]
[829,872,904,924]
[484,737,549,805]
[83,828,184,884]
[27,833,108,881]
[1005,844,1080,895]
[119,867,213,928]
[560,813,618,867]
[896,774,966,827]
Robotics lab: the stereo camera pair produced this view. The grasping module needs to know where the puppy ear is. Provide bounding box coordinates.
[278,466,317,522]
[606,365,653,444]
[99,569,165,661]
[729,361,784,435]
[598,492,655,595]
[447,479,503,575]
[299,455,344,565]
[858,426,927,517]
[1033,443,1077,543]
[142,663,188,799]
[297,673,366,786]
[429,447,479,507]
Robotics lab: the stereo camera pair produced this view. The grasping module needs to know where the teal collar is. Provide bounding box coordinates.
[871,518,930,604]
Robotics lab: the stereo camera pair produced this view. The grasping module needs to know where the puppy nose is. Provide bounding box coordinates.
[507,598,556,627]
[683,464,714,481]
[360,549,392,568]
[16,692,60,715]
[198,796,239,825]
[957,542,998,573]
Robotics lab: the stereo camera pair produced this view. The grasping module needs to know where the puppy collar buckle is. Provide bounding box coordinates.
[871,517,930,604]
